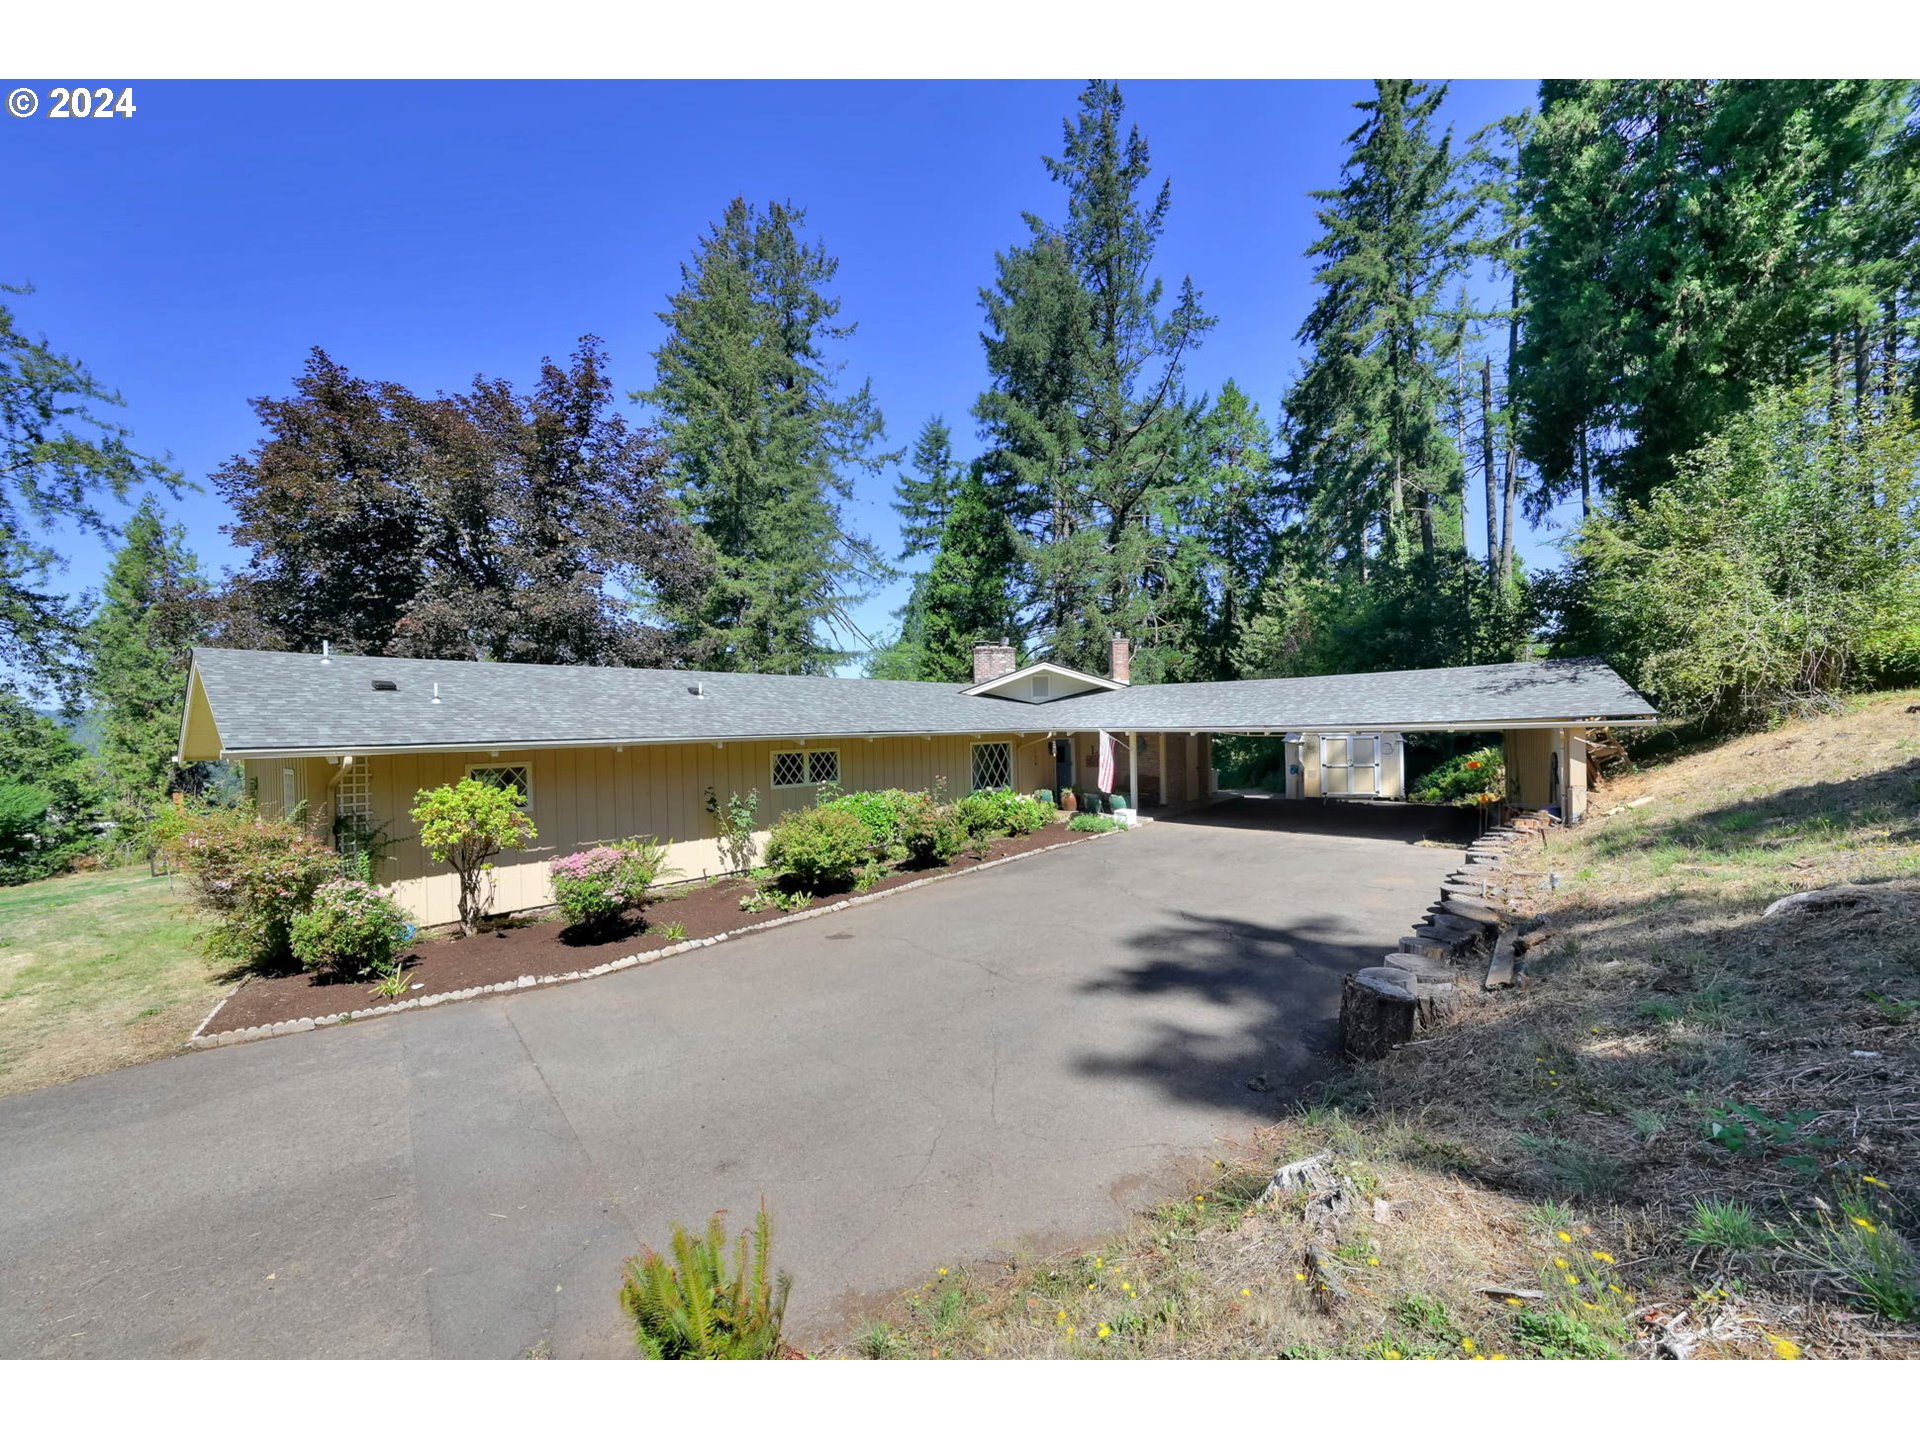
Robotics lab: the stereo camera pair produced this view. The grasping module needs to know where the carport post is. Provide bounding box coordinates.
[1129,730,1138,812]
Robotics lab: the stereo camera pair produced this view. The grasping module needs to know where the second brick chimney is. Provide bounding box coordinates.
[972,639,1017,685]
[1109,633,1132,685]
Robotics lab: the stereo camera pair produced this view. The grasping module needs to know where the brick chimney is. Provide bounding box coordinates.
[972,639,1017,685]
[1109,633,1132,685]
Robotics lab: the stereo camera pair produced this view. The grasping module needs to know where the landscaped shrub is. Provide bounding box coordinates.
[954,788,1052,841]
[819,788,921,857]
[290,878,411,982]
[764,805,872,892]
[900,796,966,868]
[1069,813,1121,833]
[549,838,671,932]
[1408,746,1505,806]
[155,802,344,972]
[410,778,538,936]
[619,1206,792,1359]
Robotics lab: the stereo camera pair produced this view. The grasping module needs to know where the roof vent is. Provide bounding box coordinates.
[321,640,331,665]
[431,683,442,705]
[371,679,398,692]
[688,681,706,698]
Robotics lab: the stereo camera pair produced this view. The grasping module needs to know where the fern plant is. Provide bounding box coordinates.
[619,1206,792,1359]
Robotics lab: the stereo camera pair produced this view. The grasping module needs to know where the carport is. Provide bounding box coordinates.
[1035,657,1659,824]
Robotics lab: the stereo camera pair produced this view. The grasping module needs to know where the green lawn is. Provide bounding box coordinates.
[0,867,221,1098]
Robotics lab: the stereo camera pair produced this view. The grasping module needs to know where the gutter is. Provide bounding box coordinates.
[215,714,1660,762]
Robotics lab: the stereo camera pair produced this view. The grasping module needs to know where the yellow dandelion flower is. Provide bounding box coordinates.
[1564,1274,1580,1287]
[1556,1231,1572,1243]
[1460,1337,1476,1354]
[1385,1349,1402,1360]
[1590,1250,1616,1264]
[1087,1282,1096,1290]
[1862,1175,1889,1189]
[1367,1257,1381,1267]
[1553,1256,1570,1269]
[1093,1258,1103,1269]
[1852,1216,1879,1233]
[1240,1288,1252,1298]
[1065,1325,1075,1339]
[1771,1335,1802,1360]
[1096,1324,1111,1340]
[1583,1302,1598,1311]
[1122,1282,1134,1293]
[1056,1308,1067,1324]
[937,1267,949,1277]
[1490,1353,1507,1361]
[1295,1272,1307,1282]
[1505,1297,1523,1307]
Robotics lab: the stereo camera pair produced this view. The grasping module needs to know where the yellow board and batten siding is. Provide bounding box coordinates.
[251,733,1053,929]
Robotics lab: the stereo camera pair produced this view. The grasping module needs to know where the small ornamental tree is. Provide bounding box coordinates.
[410,778,537,935]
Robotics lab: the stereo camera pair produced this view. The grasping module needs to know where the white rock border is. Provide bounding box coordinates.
[189,828,1118,1050]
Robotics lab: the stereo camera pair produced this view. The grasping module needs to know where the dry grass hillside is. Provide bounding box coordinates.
[833,690,1920,1360]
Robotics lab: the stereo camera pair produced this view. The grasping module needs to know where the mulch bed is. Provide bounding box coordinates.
[205,822,1098,1034]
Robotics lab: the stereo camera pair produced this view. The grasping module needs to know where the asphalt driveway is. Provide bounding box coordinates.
[0,799,1463,1357]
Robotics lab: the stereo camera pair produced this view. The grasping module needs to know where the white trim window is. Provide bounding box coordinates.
[771,747,838,790]
[971,741,1013,793]
[466,762,533,811]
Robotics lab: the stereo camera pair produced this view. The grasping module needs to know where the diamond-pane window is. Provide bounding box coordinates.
[971,741,1012,792]
[467,763,532,811]
[807,750,839,786]
[771,750,807,788]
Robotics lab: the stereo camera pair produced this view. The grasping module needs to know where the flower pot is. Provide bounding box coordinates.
[1062,790,1079,814]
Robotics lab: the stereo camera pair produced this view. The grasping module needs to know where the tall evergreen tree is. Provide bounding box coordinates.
[1516,80,1920,511]
[80,496,209,822]
[642,198,894,674]
[974,81,1213,680]
[1,285,181,688]
[1178,381,1280,679]
[891,417,962,559]
[1281,80,1471,570]
[885,473,1022,684]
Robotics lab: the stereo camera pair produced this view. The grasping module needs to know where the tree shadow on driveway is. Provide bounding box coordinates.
[1069,909,1383,1120]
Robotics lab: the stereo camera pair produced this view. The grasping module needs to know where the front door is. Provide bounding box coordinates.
[1054,738,1074,797]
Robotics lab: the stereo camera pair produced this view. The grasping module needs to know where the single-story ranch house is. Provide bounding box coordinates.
[176,638,1657,928]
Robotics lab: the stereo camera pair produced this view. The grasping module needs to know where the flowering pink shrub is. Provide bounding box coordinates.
[549,838,672,932]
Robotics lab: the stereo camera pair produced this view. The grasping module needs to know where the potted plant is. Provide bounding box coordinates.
[1062,789,1079,814]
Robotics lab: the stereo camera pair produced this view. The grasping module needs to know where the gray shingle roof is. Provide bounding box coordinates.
[1039,658,1657,732]
[187,648,1655,757]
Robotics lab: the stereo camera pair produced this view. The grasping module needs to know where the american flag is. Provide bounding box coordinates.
[1097,730,1115,793]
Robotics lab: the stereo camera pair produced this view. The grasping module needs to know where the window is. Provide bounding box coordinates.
[281,766,297,818]
[1030,673,1050,700]
[772,748,838,790]
[466,762,533,811]
[971,741,1012,792]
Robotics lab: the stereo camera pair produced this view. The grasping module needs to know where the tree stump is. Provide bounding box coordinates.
[1341,969,1418,1059]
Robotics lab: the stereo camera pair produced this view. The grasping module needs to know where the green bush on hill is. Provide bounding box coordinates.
[1408,746,1505,806]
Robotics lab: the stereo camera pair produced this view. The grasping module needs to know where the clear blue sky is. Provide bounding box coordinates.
[3,79,1560,669]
